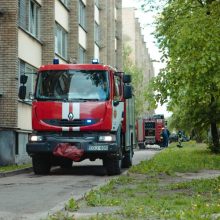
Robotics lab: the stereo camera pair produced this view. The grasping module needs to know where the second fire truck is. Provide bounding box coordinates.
[137,114,165,148]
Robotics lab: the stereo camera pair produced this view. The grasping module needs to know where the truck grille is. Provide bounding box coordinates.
[43,119,99,127]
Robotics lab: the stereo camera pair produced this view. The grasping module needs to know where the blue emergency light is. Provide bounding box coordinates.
[53,58,59,64]
[92,59,99,64]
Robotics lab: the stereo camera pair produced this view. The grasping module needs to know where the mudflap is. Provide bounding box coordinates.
[53,143,84,162]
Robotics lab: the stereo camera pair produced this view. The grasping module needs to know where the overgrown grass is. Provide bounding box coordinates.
[0,163,31,172]
[47,141,220,220]
[130,141,220,175]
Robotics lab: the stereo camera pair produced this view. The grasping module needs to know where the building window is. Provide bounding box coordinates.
[78,0,86,29]
[19,0,40,39]
[78,45,86,63]
[94,22,100,46]
[19,60,37,100]
[95,0,100,8]
[55,23,68,59]
[60,0,69,7]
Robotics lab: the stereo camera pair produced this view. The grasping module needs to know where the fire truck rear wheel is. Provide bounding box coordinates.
[32,155,51,175]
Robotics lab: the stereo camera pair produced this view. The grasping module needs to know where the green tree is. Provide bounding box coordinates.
[123,43,153,117]
[141,0,220,152]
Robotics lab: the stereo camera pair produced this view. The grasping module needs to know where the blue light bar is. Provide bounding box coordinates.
[53,58,59,64]
[92,59,99,64]
[86,119,92,123]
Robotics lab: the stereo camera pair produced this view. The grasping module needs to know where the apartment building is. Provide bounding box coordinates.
[0,0,122,165]
[122,7,154,81]
[122,7,154,116]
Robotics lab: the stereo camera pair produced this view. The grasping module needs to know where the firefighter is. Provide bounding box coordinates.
[177,130,183,148]
[160,127,170,148]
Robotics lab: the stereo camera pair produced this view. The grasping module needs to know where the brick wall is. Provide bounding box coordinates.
[86,0,95,63]
[0,0,18,128]
[69,0,79,63]
[41,0,55,64]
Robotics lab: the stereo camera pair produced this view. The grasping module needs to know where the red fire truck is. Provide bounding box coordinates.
[137,114,165,149]
[19,59,135,175]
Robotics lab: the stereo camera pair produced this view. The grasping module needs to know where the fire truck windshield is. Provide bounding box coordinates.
[35,70,109,101]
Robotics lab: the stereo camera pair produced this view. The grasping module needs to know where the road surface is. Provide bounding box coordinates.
[0,148,160,220]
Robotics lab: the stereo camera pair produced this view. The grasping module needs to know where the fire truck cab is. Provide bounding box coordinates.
[19,60,136,176]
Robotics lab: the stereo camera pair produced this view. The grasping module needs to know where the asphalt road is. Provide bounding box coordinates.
[0,148,160,220]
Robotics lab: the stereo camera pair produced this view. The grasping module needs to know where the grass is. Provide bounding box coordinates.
[45,141,220,220]
[0,163,32,173]
[130,141,220,175]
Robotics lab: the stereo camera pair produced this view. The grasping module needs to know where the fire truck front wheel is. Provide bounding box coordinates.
[103,157,122,176]
[32,155,51,175]
[103,128,122,175]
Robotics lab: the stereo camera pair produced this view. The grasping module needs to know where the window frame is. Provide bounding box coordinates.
[19,0,40,39]
[78,45,86,63]
[55,23,68,60]
[78,0,86,30]
[59,0,69,7]
[19,59,37,101]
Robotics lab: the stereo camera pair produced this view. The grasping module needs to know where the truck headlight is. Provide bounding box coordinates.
[30,135,43,142]
[99,135,116,142]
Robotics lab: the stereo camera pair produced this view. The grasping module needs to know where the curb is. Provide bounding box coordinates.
[0,167,33,178]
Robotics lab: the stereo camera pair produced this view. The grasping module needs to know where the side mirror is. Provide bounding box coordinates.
[18,85,26,100]
[124,85,132,99]
[20,75,28,84]
[123,74,131,83]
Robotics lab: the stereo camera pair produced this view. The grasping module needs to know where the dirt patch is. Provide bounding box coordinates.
[175,169,220,180]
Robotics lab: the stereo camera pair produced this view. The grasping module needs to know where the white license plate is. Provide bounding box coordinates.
[88,145,108,151]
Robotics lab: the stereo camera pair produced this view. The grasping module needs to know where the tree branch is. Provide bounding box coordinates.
[197,0,205,6]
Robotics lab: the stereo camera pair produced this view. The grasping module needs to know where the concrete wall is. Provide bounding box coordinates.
[0,131,15,165]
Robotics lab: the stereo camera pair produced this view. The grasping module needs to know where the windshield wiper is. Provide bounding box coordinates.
[36,97,65,101]
[68,98,100,102]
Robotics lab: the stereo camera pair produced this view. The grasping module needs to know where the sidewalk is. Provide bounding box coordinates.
[0,166,32,178]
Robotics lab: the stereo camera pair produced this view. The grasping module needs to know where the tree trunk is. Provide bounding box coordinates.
[210,122,220,153]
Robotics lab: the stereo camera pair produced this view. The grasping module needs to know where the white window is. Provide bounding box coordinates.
[94,22,100,45]
[78,45,86,63]
[55,24,68,59]
[19,60,37,100]
[60,0,69,7]
[78,0,86,29]
[19,0,40,39]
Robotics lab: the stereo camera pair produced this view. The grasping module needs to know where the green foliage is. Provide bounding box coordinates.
[0,163,31,172]
[45,142,220,220]
[123,43,155,116]
[130,141,220,175]
[141,0,220,151]
[65,197,79,212]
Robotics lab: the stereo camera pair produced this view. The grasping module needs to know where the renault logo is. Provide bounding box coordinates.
[68,112,74,120]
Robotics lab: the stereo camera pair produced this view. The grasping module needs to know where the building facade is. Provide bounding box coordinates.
[122,7,154,116]
[122,7,154,82]
[0,0,122,165]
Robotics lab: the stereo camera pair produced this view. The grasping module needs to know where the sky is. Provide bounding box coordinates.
[122,0,171,118]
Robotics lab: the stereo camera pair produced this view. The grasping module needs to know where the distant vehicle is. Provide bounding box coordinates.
[169,133,178,143]
[182,135,190,142]
[137,114,165,148]
[169,132,190,143]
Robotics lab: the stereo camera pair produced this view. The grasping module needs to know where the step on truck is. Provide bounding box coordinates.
[19,59,136,175]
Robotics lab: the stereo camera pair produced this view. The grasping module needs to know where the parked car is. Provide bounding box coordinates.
[169,133,178,143]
